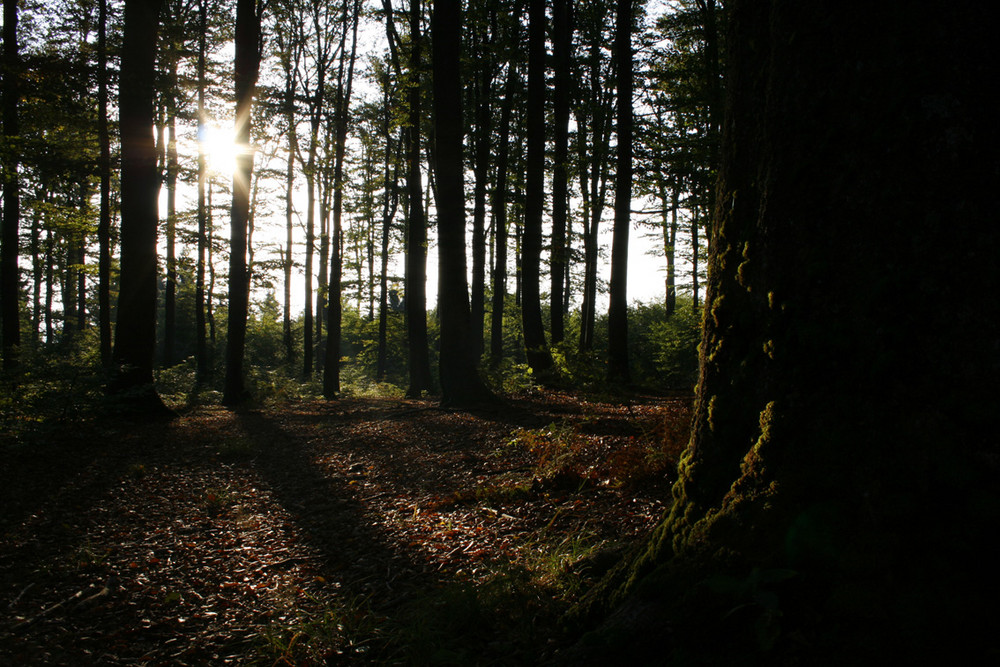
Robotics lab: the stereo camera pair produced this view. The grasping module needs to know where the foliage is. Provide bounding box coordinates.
[508,409,690,492]
[378,567,567,665]
[631,296,702,389]
[0,334,106,444]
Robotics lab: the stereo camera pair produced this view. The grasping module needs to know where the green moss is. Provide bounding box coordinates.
[706,394,718,432]
[710,295,726,328]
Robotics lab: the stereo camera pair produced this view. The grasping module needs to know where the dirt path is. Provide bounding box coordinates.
[0,391,690,664]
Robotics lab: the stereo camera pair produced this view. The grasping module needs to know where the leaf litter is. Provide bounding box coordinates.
[0,390,690,663]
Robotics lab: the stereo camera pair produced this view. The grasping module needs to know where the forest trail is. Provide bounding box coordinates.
[1,390,690,664]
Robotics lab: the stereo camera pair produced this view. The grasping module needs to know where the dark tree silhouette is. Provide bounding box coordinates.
[112,0,165,401]
[489,58,518,365]
[404,0,432,398]
[1,0,21,371]
[549,0,572,345]
[607,0,631,382]
[575,1,1000,662]
[195,0,210,382]
[324,0,362,398]
[432,0,492,407]
[96,0,113,368]
[223,0,262,406]
[520,0,552,374]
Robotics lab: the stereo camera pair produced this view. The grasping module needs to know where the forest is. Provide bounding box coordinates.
[2,0,997,664]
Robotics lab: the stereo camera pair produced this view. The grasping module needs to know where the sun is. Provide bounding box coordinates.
[201,124,240,177]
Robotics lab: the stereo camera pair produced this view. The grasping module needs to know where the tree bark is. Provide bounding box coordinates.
[112,0,164,400]
[164,102,178,366]
[520,0,552,374]
[489,62,517,365]
[576,2,1000,662]
[607,0,632,382]
[97,0,113,367]
[223,0,261,406]
[549,0,572,345]
[324,0,361,398]
[576,23,612,353]
[2,0,21,370]
[195,0,209,382]
[277,18,300,368]
[432,0,492,407]
[404,0,432,397]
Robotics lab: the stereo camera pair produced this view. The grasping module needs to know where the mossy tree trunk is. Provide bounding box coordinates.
[576,1,1000,662]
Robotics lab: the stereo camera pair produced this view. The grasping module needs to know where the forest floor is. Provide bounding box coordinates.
[0,389,691,665]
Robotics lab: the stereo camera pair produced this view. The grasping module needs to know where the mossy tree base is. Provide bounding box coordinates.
[567,1,1000,663]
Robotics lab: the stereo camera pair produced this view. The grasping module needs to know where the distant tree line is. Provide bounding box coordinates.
[0,0,721,405]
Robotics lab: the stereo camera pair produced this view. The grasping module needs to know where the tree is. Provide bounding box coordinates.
[223,0,262,406]
[96,0,113,367]
[520,0,552,374]
[606,0,632,381]
[574,0,614,353]
[323,0,361,398]
[1,0,20,371]
[549,0,572,345]
[403,0,432,398]
[272,0,303,368]
[112,0,166,406]
[195,0,210,381]
[431,0,492,407]
[488,57,518,365]
[574,1,999,662]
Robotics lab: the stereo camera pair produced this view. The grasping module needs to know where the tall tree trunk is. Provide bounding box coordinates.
[324,0,361,398]
[195,0,209,381]
[468,22,493,360]
[63,230,78,338]
[691,205,699,309]
[577,33,611,353]
[664,185,678,316]
[432,0,492,407]
[577,2,999,662]
[30,191,42,345]
[1,0,21,370]
[489,62,517,364]
[549,0,572,345]
[376,125,400,381]
[279,24,299,367]
[303,152,316,375]
[113,0,165,404]
[207,181,216,345]
[404,0,432,397]
[44,227,53,342]
[607,0,632,382]
[97,0,113,367]
[164,102,178,366]
[375,9,402,381]
[75,184,88,332]
[521,0,552,374]
[223,0,261,406]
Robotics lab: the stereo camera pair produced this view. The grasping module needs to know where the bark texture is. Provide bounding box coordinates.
[223,0,261,406]
[520,0,552,374]
[2,0,20,369]
[112,0,163,394]
[431,0,491,407]
[573,2,1000,662]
